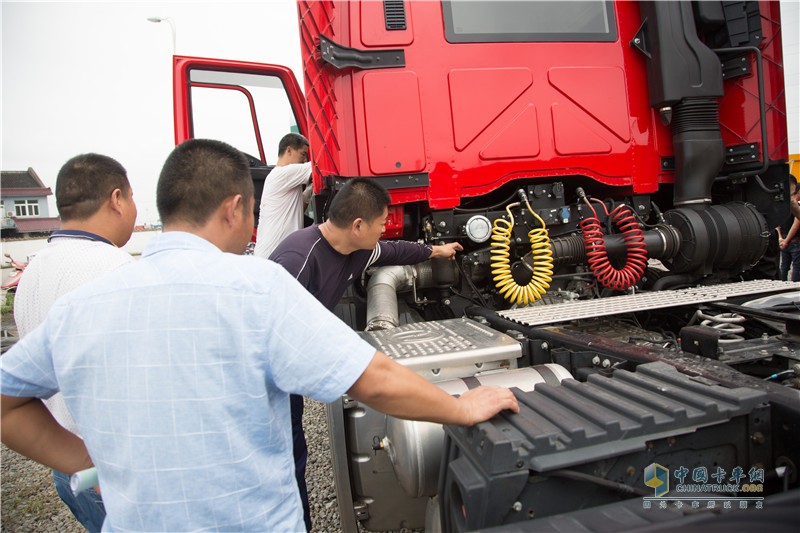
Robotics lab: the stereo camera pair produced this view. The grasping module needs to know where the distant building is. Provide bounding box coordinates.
[1,168,60,237]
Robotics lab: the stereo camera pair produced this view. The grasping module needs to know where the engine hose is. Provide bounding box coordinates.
[580,201,648,291]
[490,202,554,305]
[692,310,746,344]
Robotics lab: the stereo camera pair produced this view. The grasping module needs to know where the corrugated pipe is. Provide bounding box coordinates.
[672,98,725,206]
[365,264,427,331]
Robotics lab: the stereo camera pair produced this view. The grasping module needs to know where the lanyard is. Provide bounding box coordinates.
[48,229,115,247]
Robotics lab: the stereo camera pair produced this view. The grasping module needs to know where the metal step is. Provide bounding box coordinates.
[359,318,521,370]
[498,280,800,326]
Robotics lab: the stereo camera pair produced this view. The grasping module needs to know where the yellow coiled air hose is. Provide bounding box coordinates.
[490,200,554,305]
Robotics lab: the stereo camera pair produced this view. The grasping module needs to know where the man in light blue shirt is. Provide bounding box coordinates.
[1,139,518,532]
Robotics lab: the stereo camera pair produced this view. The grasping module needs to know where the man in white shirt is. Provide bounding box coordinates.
[254,133,312,259]
[13,153,137,533]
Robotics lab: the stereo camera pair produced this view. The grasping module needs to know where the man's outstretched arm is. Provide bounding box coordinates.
[348,351,519,426]
[430,242,463,260]
[1,395,93,475]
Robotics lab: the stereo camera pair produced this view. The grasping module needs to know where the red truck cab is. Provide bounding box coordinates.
[173,2,799,531]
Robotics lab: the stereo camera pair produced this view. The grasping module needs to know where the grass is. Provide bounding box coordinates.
[1,291,14,316]
[1,444,84,533]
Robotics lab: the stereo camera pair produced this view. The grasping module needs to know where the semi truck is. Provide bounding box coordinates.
[172,1,800,530]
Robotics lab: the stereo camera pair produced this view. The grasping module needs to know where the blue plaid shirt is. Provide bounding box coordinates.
[1,232,375,532]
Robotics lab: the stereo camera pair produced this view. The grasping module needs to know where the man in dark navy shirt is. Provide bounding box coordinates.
[270,177,461,309]
[269,177,461,530]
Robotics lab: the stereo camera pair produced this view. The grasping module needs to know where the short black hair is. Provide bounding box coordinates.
[157,139,253,226]
[328,177,391,227]
[55,154,130,221]
[278,133,309,157]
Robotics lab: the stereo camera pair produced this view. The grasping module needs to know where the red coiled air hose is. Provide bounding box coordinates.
[580,203,648,291]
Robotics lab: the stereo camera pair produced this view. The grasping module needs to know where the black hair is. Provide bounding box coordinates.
[278,133,309,157]
[328,177,391,228]
[55,154,130,221]
[157,139,253,226]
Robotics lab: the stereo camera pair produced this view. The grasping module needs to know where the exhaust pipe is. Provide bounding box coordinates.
[365,265,420,331]
[365,260,458,331]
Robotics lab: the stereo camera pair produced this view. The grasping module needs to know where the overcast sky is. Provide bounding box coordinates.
[2,0,302,225]
[2,1,799,226]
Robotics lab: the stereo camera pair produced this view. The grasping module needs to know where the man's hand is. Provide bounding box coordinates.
[779,238,788,250]
[349,352,518,426]
[431,242,463,260]
[455,386,519,426]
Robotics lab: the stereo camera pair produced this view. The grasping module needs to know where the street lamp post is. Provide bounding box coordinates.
[147,16,177,55]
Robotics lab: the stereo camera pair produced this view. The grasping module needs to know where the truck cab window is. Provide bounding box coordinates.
[188,69,300,165]
[442,0,616,42]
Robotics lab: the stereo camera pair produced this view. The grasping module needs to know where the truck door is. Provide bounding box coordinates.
[172,56,306,231]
